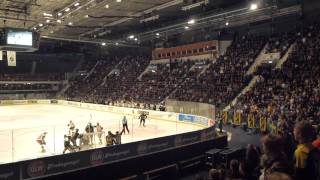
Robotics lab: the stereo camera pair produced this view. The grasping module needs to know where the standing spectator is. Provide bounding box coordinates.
[260,134,293,180]
[293,121,319,180]
[226,159,241,180]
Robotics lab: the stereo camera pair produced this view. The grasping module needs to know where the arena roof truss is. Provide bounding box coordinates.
[0,0,302,46]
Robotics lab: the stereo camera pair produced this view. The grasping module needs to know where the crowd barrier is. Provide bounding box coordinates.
[0,99,225,180]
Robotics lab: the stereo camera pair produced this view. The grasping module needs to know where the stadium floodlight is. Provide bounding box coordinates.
[43,13,53,17]
[184,26,189,30]
[187,19,195,25]
[101,42,106,46]
[129,35,135,39]
[250,3,258,10]
[65,8,70,12]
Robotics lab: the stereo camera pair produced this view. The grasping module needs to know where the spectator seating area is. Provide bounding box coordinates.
[66,57,119,102]
[0,73,64,81]
[88,56,149,104]
[128,59,203,104]
[171,35,266,108]
[234,24,320,128]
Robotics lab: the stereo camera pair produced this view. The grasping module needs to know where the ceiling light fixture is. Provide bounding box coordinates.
[184,26,189,30]
[225,21,229,26]
[250,3,258,10]
[65,8,70,12]
[68,22,73,25]
[43,13,53,17]
[105,4,110,8]
[46,19,50,23]
[101,42,106,46]
[116,0,122,2]
[129,35,134,39]
[156,33,160,36]
[57,19,62,23]
[74,2,80,7]
[39,23,43,27]
[187,19,195,24]
[58,12,62,16]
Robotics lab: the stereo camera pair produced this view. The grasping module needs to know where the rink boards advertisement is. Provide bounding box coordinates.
[0,163,19,180]
[18,126,223,180]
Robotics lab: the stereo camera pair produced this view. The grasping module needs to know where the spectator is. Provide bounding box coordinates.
[226,159,241,180]
[293,121,319,180]
[260,134,293,180]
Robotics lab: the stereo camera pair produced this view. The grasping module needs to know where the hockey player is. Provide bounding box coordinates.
[63,135,73,154]
[68,120,75,136]
[106,131,114,147]
[68,120,75,130]
[95,123,103,144]
[139,112,147,127]
[121,116,130,134]
[114,131,123,145]
[37,132,47,153]
[71,128,80,147]
[85,123,94,145]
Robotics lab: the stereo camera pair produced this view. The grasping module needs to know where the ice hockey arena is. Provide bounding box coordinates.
[0,0,319,180]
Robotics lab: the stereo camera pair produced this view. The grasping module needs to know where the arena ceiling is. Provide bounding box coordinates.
[0,0,301,45]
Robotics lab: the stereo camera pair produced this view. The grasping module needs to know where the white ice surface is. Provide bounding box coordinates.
[0,104,202,164]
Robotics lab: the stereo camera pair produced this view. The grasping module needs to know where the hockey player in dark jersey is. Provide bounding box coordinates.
[139,112,147,127]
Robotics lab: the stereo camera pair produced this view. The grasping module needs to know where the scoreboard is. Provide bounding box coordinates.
[0,28,40,52]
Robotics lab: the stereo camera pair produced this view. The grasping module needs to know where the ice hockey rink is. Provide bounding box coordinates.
[0,104,203,164]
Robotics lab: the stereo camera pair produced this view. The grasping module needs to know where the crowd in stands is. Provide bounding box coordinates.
[0,73,64,81]
[0,84,54,91]
[234,24,320,129]
[171,35,266,108]
[66,57,119,101]
[198,121,320,180]
[127,59,203,104]
[88,56,149,104]
[266,31,296,57]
